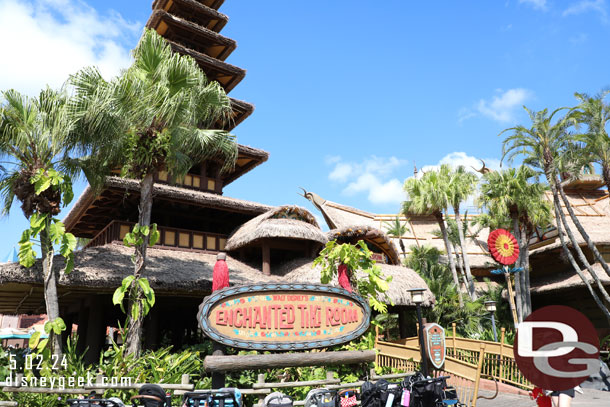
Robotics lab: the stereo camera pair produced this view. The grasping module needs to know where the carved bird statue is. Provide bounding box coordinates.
[472,159,491,175]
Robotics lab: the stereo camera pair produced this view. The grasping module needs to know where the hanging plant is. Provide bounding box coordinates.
[487,228,520,265]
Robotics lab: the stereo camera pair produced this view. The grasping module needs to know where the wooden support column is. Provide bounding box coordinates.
[262,242,271,276]
[61,312,74,347]
[84,296,105,365]
[398,307,409,339]
[75,302,89,356]
[143,306,160,351]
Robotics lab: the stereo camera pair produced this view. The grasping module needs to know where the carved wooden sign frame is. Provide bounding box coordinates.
[424,323,446,369]
[197,283,371,350]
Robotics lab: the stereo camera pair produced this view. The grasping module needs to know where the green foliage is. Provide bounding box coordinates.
[122,223,160,248]
[112,275,156,319]
[314,240,392,312]
[70,28,237,188]
[15,169,77,273]
[406,245,514,340]
[1,331,380,406]
[383,216,408,237]
[19,214,77,273]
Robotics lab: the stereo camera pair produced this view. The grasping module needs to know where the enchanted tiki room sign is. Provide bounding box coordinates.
[198,283,371,350]
[424,323,446,369]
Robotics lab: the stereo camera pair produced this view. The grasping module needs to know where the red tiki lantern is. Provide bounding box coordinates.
[212,252,229,292]
[487,229,520,265]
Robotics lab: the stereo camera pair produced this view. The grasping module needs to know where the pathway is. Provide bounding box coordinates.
[475,388,610,407]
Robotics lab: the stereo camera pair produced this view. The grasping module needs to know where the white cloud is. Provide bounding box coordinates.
[412,152,503,213]
[329,163,353,182]
[419,152,502,177]
[327,156,407,206]
[0,0,141,96]
[459,88,533,123]
[519,0,548,10]
[563,0,607,21]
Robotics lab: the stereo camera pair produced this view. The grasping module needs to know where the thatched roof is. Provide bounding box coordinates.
[327,225,400,266]
[147,9,236,60]
[227,98,255,130]
[531,263,610,294]
[280,259,434,307]
[64,176,273,236]
[166,40,245,92]
[0,243,279,314]
[0,243,278,292]
[152,0,228,32]
[225,206,327,251]
[302,190,496,274]
[561,174,606,191]
[530,189,610,255]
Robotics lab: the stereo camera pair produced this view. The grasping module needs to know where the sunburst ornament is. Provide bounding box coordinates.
[487,229,520,265]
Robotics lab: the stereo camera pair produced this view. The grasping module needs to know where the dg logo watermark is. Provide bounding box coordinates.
[514,305,600,391]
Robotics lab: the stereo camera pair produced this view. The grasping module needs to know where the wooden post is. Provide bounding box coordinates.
[471,343,486,407]
[61,312,74,348]
[262,242,271,275]
[504,271,519,327]
[398,308,409,339]
[211,342,226,389]
[499,328,506,384]
[204,350,376,372]
[84,297,105,365]
[75,303,89,356]
[95,374,103,396]
[451,323,457,357]
[257,374,266,406]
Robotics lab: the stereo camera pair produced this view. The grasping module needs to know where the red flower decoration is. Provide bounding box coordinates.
[487,229,520,265]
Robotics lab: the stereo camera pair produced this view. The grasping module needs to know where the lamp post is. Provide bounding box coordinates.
[408,288,429,377]
[484,300,498,342]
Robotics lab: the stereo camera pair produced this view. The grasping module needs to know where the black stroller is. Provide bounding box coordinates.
[66,384,171,407]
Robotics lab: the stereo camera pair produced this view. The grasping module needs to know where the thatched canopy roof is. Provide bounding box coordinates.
[280,259,434,307]
[167,40,245,92]
[327,225,400,266]
[531,263,610,294]
[561,174,605,191]
[152,0,228,32]
[147,9,235,60]
[302,190,496,274]
[0,243,279,314]
[65,176,272,238]
[225,206,327,251]
[530,189,610,255]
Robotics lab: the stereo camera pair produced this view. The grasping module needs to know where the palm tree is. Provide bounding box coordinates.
[0,88,80,358]
[447,165,478,299]
[403,169,467,304]
[478,166,552,320]
[69,29,238,356]
[573,91,610,192]
[502,107,610,323]
[566,92,610,279]
[383,216,408,258]
[432,218,468,292]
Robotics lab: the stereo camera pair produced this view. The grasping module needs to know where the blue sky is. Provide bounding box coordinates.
[1,0,609,255]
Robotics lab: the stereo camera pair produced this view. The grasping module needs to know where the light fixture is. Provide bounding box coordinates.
[408,288,425,305]
[484,300,497,313]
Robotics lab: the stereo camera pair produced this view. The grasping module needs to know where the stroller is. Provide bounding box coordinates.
[402,374,463,407]
[182,388,242,407]
[66,384,171,407]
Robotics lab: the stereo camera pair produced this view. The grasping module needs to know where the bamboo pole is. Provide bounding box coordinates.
[504,268,519,327]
